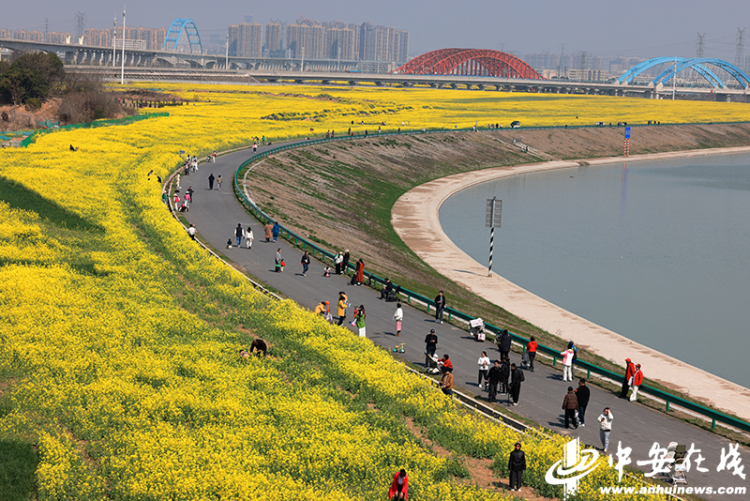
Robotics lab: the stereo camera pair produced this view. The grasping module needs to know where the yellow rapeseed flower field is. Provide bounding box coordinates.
[2,82,727,499]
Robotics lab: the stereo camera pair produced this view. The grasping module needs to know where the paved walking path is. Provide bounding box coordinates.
[180,141,748,499]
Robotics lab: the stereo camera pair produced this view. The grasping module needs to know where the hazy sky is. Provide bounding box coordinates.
[4,0,748,60]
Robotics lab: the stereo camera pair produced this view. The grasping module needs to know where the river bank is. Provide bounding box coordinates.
[391,145,750,422]
[241,124,750,421]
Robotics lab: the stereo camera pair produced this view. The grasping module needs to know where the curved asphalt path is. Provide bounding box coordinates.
[180,141,747,499]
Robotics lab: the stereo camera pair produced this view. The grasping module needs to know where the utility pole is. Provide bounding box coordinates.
[301,46,305,72]
[486,197,502,276]
[225,31,229,70]
[120,4,126,85]
[112,15,117,67]
[558,43,565,79]
[45,18,48,42]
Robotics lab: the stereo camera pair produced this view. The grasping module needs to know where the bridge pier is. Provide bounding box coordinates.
[714,93,731,102]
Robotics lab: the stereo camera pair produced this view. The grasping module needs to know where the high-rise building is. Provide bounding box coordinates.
[359,22,408,62]
[265,22,283,55]
[287,19,325,59]
[228,23,262,57]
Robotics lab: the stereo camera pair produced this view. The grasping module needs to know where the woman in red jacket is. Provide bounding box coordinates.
[388,469,408,500]
[629,364,643,402]
[527,336,538,372]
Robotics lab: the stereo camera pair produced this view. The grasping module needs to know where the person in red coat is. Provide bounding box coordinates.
[629,364,644,402]
[388,469,408,500]
[619,358,635,398]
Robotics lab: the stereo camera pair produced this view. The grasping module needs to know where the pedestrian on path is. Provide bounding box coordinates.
[629,364,643,402]
[527,336,538,372]
[508,442,526,492]
[620,358,635,398]
[388,469,408,500]
[301,251,311,276]
[393,303,403,336]
[187,186,194,203]
[176,174,181,190]
[478,351,490,390]
[314,301,328,316]
[440,366,454,396]
[560,345,575,382]
[334,252,343,274]
[499,356,510,396]
[488,359,502,402]
[354,305,366,337]
[208,173,215,190]
[434,290,446,324]
[424,329,438,366]
[245,226,253,249]
[337,291,349,326]
[272,222,280,242]
[217,175,222,189]
[562,386,579,429]
[235,223,243,247]
[264,222,273,243]
[342,250,350,274]
[597,407,613,452]
[497,329,512,360]
[275,249,282,272]
[253,142,257,153]
[575,378,591,427]
[509,363,523,406]
[351,259,364,286]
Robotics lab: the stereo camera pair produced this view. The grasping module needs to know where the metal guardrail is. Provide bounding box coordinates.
[232,125,750,436]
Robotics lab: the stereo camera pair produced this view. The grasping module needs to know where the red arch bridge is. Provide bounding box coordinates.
[394,48,544,80]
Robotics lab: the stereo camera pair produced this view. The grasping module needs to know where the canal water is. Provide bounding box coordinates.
[439,153,750,389]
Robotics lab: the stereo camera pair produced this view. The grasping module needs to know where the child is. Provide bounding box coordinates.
[226,239,232,249]
[280,259,285,272]
[323,266,331,277]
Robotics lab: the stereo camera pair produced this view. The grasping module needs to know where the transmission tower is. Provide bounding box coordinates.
[75,11,86,42]
[696,32,705,58]
[735,28,745,68]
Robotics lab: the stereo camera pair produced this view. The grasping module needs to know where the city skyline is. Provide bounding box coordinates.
[2,0,748,62]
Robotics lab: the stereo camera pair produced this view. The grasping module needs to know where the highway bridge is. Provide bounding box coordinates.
[4,38,750,101]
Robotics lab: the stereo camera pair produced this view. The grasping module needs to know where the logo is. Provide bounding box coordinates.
[545,438,600,498]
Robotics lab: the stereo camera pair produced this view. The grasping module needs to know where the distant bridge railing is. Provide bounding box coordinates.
[232,123,750,435]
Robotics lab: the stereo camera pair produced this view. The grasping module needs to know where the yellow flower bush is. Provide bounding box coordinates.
[1,83,713,499]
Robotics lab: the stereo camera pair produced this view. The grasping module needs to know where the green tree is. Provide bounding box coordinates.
[0,51,65,105]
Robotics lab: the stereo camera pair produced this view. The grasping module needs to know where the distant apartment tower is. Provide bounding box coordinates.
[359,22,408,62]
[324,21,357,59]
[228,23,262,57]
[265,22,283,55]
[287,19,325,58]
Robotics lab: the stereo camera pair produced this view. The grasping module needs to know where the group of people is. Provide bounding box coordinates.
[232,223,254,249]
[238,338,268,359]
[619,357,644,402]
[207,173,223,190]
[168,187,194,213]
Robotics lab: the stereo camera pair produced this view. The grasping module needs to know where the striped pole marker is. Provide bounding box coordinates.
[486,198,501,276]
[489,226,495,276]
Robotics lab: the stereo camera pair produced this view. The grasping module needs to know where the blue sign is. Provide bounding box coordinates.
[625,127,631,139]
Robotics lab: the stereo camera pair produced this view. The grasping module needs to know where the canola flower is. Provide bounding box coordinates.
[1,83,716,500]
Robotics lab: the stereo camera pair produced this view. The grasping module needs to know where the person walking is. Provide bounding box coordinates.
[499,356,510,397]
[176,173,181,190]
[562,386,579,429]
[629,364,643,402]
[509,363,524,406]
[620,358,636,398]
[217,175,222,190]
[337,291,349,326]
[235,223,243,247]
[497,329,512,360]
[342,250,351,274]
[388,469,408,500]
[597,408,614,452]
[245,226,254,249]
[272,222,280,242]
[274,249,282,273]
[208,173,215,190]
[264,222,273,243]
[527,336,538,372]
[333,252,343,274]
[575,378,591,428]
[508,442,526,492]
[434,290,446,324]
[440,366,454,396]
[187,186,194,203]
[560,345,575,382]
[393,303,403,336]
[354,305,366,337]
[478,351,490,390]
[301,251,311,276]
[487,359,502,402]
[424,329,438,366]
[352,259,364,286]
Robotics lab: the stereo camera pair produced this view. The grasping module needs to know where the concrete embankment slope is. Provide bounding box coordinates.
[392,146,750,422]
